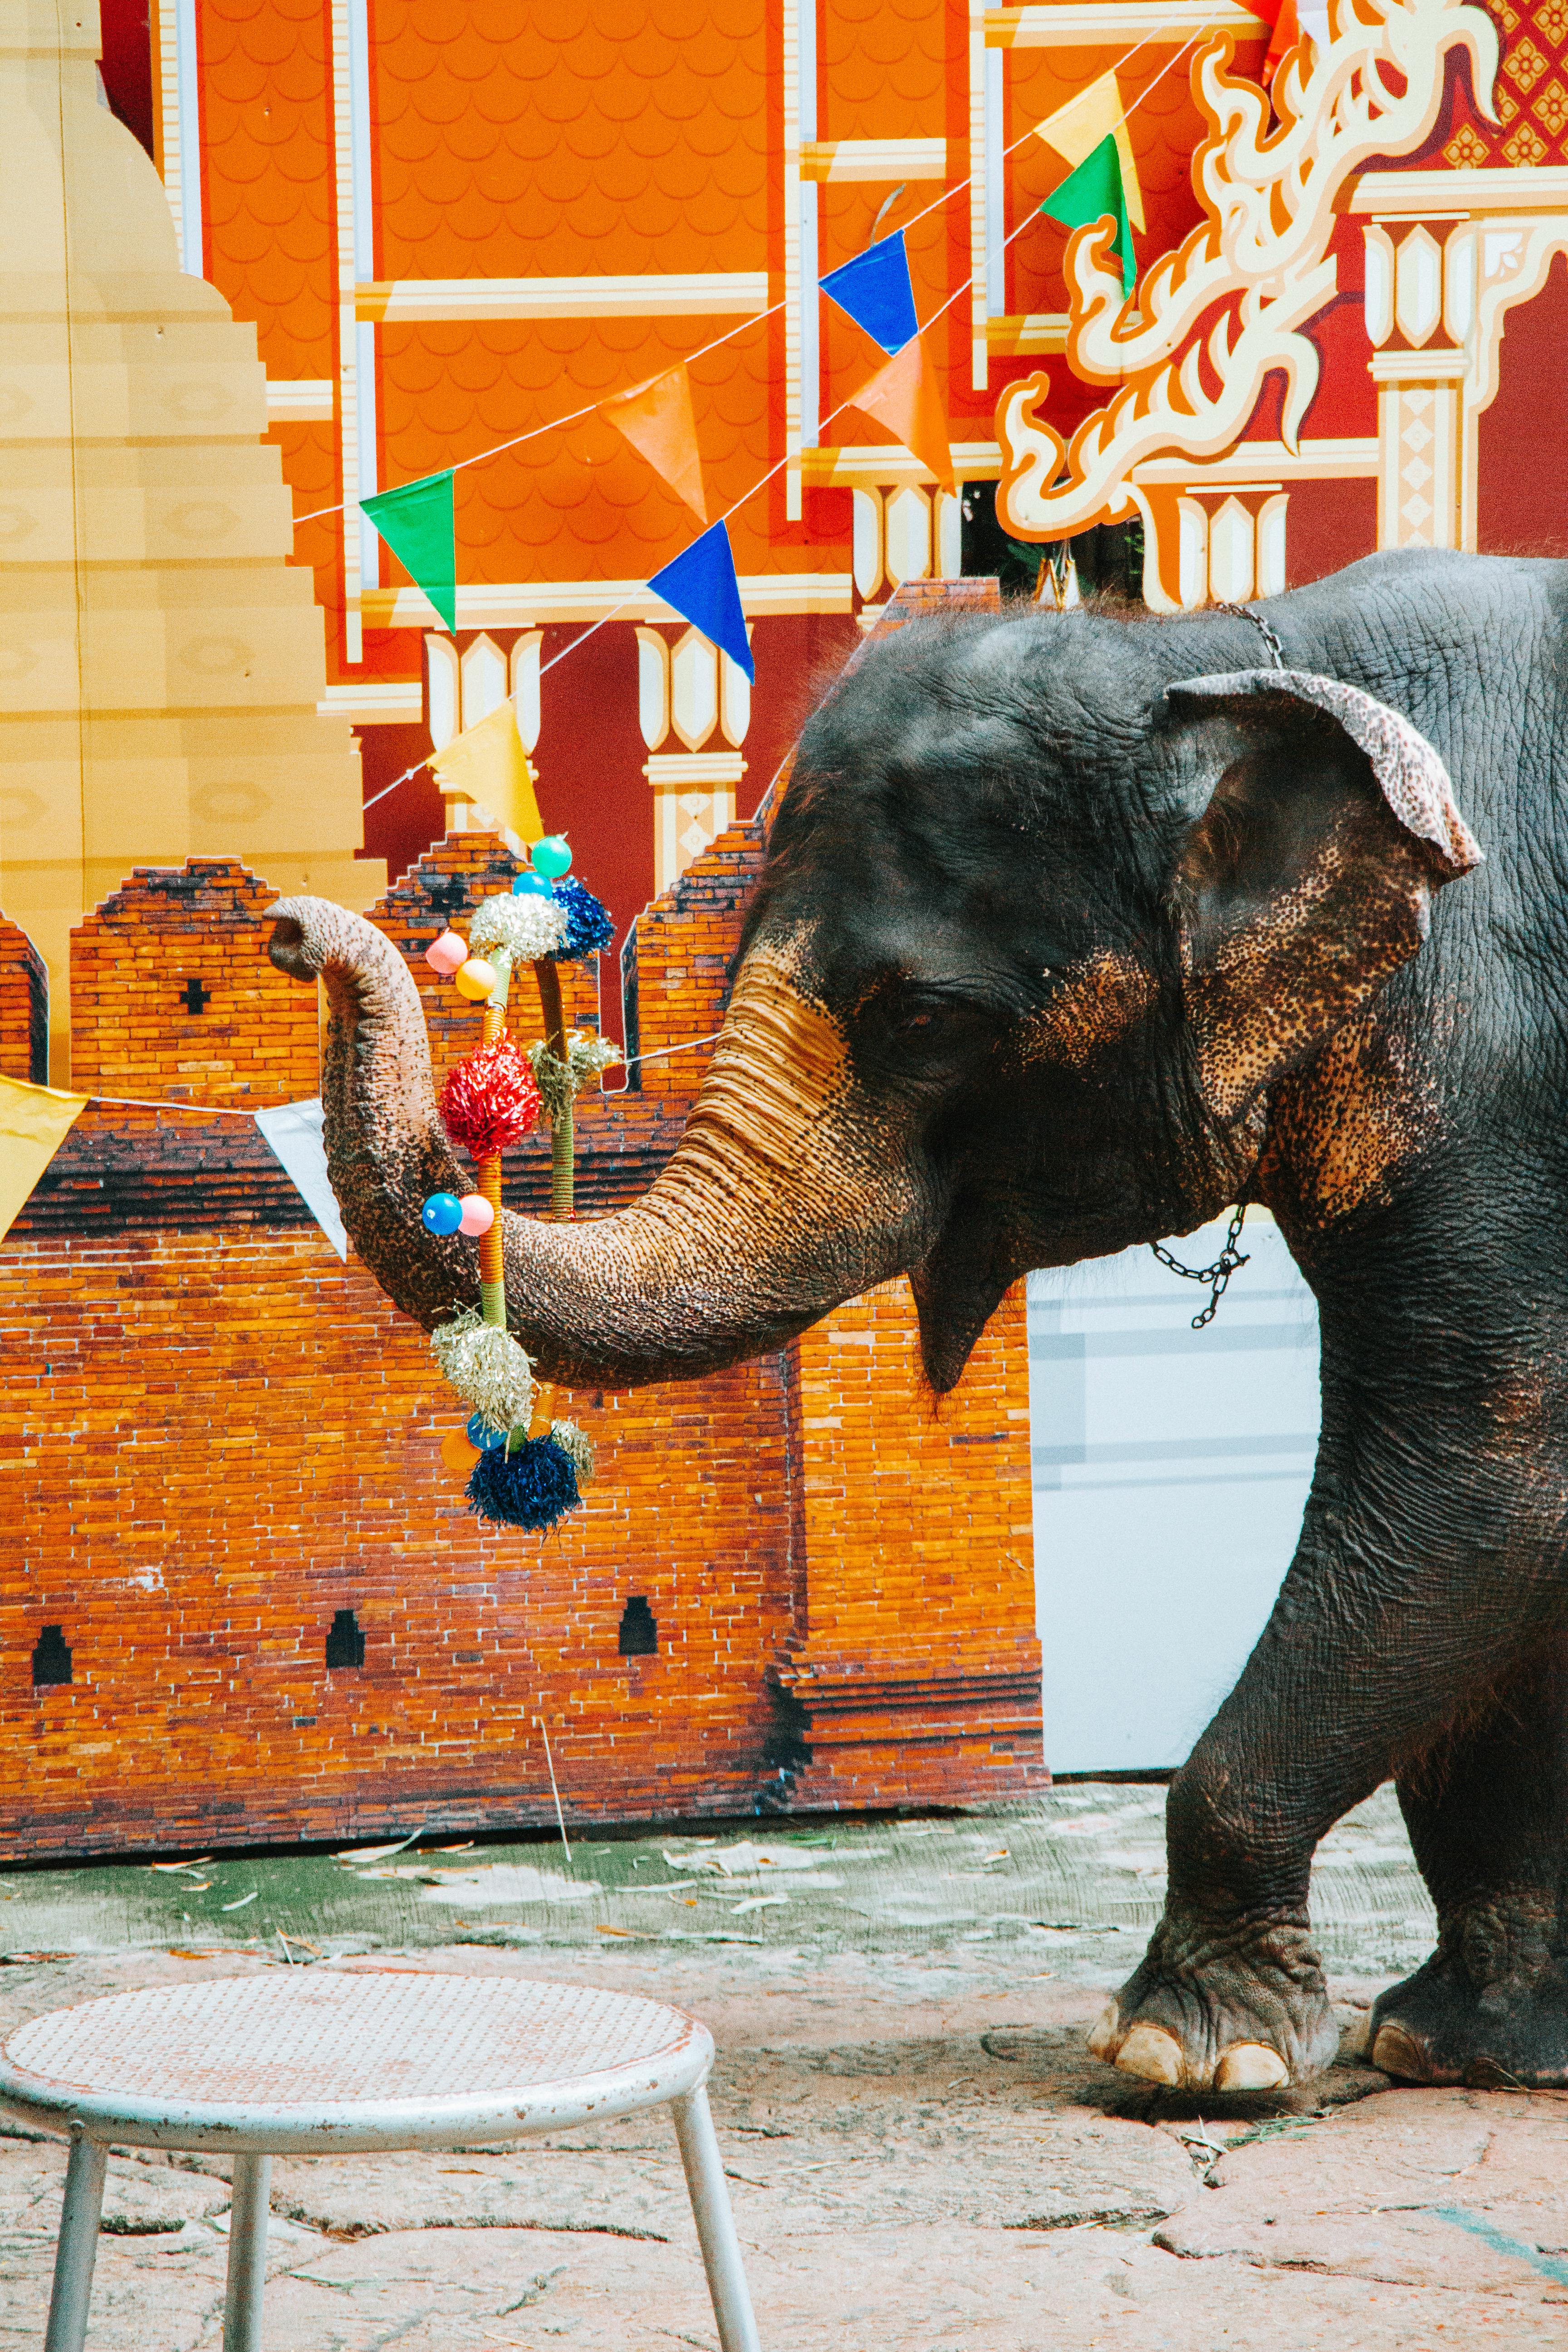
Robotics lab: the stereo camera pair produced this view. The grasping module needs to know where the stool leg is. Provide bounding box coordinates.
[44,2129,108,2352]
[671,2084,760,2352]
[223,2152,272,2352]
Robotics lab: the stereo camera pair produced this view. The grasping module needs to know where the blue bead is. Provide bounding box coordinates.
[512,872,553,897]
[466,1412,508,1451]
[532,833,573,879]
[421,1191,463,1235]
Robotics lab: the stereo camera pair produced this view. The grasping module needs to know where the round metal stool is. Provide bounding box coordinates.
[0,1970,761,2352]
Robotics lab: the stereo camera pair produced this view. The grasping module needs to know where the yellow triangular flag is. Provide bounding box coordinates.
[0,1071,88,1244]
[1035,71,1145,233]
[428,700,544,846]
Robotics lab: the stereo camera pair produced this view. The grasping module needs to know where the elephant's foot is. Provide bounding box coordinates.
[1370,1916,1568,2088]
[1089,1903,1338,2092]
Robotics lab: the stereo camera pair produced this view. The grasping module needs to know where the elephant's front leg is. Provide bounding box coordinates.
[1088,1732,1350,2091]
[1088,1508,1394,2091]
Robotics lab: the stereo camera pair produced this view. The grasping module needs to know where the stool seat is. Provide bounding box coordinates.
[0,1971,710,2153]
[0,1972,760,2352]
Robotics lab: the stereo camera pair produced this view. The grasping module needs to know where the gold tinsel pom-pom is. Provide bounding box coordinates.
[431,1309,536,1434]
[527,1030,623,1122]
[549,1418,597,1485]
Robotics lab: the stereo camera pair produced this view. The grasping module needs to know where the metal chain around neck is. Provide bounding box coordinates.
[1213,599,1285,671]
[1150,1207,1251,1330]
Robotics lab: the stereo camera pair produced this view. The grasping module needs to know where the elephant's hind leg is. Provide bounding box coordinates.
[1372,1634,1568,2089]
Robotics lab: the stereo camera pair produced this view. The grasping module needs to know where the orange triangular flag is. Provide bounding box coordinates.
[601,364,710,524]
[840,333,954,493]
[1263,0,1298,79]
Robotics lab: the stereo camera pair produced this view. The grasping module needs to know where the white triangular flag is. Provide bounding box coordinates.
[255,1097,348,1259]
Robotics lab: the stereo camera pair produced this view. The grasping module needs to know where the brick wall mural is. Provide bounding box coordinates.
[0,824,1043,1860]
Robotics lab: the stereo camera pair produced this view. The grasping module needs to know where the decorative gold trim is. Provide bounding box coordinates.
[988,2,1266,45]
[355,274,772,324]
[802,440,1002,488]
[361,576,854,630]
[801,138,949,180]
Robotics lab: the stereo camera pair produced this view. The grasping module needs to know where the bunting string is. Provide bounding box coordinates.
[295,24,1198,540]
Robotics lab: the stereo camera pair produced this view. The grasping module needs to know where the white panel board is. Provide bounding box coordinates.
[1029,1210,1320,1774]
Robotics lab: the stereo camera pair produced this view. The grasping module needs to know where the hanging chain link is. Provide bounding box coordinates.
[1213,600,1286,671]
[1150,1206,1251,1329]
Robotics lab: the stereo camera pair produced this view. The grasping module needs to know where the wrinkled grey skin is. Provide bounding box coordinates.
[273,549,1568,2096]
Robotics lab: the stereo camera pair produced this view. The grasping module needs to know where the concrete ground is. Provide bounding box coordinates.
[0,1784,1564,2349]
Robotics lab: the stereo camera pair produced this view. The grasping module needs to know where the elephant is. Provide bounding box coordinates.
[268,544,1568,2096]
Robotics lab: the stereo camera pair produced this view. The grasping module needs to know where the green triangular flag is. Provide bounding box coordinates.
[361,470,456,632]
[1039,133,1134,299]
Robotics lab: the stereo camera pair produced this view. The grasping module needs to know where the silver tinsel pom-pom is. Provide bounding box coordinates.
[431,1308,536,1432]
[468,893,567,966]
[549,1418,597,1485]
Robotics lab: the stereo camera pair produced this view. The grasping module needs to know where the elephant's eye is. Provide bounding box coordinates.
[859,985,992,1073]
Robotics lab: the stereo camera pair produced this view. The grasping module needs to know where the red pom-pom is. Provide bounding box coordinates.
[439,1035,542,1160]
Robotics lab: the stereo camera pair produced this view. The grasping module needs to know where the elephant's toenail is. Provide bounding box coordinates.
[1114,2023,1186,2086]
[1087,2001,1122,2061]
[1214,2043,1290,2091]
[1371,2022,1431,2082]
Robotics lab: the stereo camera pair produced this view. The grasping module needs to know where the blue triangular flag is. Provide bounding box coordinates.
[820,231,919,355]
[648,520,754,684]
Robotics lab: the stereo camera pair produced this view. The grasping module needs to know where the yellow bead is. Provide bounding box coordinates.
[454,957,497,1000]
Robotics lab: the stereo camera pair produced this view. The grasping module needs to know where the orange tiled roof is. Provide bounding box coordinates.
[823,0,950,140]
[201,0,337,382]
[372,0,773,281]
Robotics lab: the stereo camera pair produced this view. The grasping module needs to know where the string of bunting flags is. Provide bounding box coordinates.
[324,20,1285,828]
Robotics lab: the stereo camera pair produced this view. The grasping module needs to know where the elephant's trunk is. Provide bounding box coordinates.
[268,897,930,1389]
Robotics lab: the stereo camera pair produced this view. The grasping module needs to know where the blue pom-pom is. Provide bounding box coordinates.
[548,876,614,961]
[421,1191,463,1235]
[466,1434,582,1530]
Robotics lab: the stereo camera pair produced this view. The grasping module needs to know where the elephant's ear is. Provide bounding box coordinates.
[1165,668,1482,1122]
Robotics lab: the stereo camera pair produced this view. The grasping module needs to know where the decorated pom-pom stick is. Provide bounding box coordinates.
[426,929,467,975]
[421,1191,463,1235]
[457,1193,494,1236]
[455,956,497,1000]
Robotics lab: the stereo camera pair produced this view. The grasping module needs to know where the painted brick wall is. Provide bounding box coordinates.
[777,1282,1045,1807]
[624,815,763,1100]
[0,1231,794,1855]
[0,913,47,1083]
[69,862,319,1109]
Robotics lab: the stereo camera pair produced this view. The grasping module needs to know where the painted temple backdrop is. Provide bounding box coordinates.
[0,0,1563,1847]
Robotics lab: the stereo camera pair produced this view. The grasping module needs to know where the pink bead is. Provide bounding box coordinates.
[425,930,467,975]
[458,1194,495,1237]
